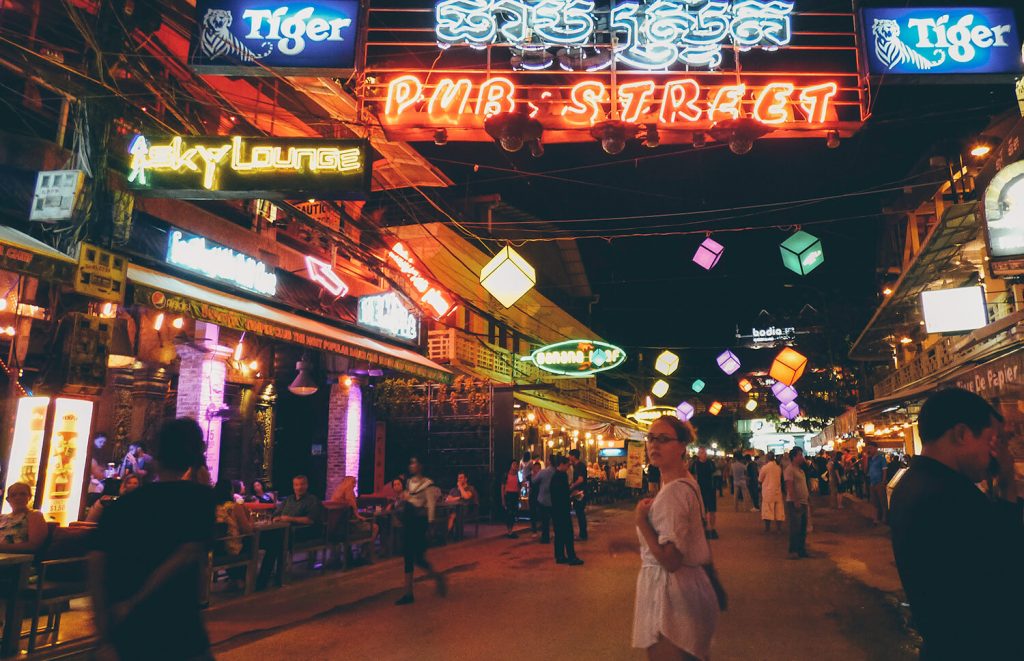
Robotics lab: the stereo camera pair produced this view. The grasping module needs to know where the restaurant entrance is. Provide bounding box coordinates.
[272,384,330,499]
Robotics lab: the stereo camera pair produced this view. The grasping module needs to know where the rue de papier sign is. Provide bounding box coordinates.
[189,0,361,74]
[126,135,371,200]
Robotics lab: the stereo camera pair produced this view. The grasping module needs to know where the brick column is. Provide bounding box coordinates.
[175,322,232,483]
[326,378,363,497]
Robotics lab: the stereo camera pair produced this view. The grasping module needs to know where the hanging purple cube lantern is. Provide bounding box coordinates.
[717,350,741,375]
[693,237,724,270]
[771,382,798,404]
[676,401,695,422]
[779,401,800,421]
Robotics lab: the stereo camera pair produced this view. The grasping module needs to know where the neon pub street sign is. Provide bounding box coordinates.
[126,135,371,200]
[387,242,457,320]
[166,229,278,296]
[436,0,794,70]
[521,340,627,377]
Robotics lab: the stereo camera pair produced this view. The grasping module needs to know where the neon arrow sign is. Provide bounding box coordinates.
[305,255,349,297]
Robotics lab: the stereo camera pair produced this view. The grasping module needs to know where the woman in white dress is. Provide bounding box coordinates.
[633,416,718,661]
[759,452,785,533]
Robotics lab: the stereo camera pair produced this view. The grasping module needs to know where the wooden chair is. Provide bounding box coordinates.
[208,522,258,596]
[286,523,331,575]
[461,503,481,538]
[325,506,374,570]
[21,526,92,653]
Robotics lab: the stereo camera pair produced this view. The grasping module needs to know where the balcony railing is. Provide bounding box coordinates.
[428,329,621,417]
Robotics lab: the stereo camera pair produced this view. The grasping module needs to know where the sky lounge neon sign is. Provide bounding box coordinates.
[166,229,277,296]
[435,0,794,70]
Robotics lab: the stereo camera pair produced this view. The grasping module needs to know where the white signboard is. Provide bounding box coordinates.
[30,170,85,222]
[358,292,419,341]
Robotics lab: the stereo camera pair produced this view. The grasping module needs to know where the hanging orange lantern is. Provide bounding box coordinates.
[770,347,808,386]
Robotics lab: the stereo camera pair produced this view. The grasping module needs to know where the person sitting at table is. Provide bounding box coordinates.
[255,475,322,591]
[250,479,276,504]
[230,480,247,504]
[445,472,479,536]
[328,476,378,541]
[87,475,141,523]
[0,482,48,554]
[214,478,253,591]
[385,478,406,514]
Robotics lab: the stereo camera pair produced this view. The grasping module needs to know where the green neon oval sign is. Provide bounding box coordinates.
[522,340,627,377]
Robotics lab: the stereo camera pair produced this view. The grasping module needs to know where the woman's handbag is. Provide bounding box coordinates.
[678,480,729,611]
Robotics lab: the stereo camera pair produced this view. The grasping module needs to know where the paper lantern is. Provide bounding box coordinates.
[780,230,824,275]
[771,381,798,404]
[676,401,695,422]
[717,350,741,375]
[692,379,706,393]
[655,350,679,376]
[693,237,724,270]
[738,378,753,393]
[708,401,723,416]
[779,401,800,420]
[744,399,758,412]
[651,379,670,398]
[480,245,536,308]
[770,347,808,386]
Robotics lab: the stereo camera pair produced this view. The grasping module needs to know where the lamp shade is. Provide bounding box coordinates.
[651,379,670,398]
[738,378,753,393]
[779,400,800,420]
[288,358,319,396]
[744,399,758,412]
[692,379,706,393]
[770,347,808,386]
[693,237,724,270]
[708,401,723,416]
[716,350,741,375]
[655,350,679,376]
[480,245,536,308]
[676,401,695,422]
[780,230,824,275]
[771,381,798,404]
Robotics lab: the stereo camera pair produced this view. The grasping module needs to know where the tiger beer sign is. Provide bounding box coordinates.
[189,0,360,75]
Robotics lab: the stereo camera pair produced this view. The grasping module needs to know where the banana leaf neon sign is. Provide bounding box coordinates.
[521,340,626,377]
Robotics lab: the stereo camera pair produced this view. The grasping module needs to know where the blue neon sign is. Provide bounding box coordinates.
[863,7,1022,75]
[190,1,360,74]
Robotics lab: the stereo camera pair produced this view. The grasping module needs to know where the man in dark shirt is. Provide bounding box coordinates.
[550,456,583,566]
[691,447,718,538]
[257,475,322,589]
[890,388,1023,660]
[91,418,216,661]
[568,449,588,541]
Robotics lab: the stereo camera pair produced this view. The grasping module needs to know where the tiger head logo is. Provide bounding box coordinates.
[203,8,232,35]
[199,8,272,62]
[872,19,902,69]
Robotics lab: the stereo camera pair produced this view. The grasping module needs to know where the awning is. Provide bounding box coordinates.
[514,391,643,441]
[0,225,76,281]
[128,264,451,383]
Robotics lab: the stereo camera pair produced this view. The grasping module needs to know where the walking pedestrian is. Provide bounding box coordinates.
[527,461,541,536]
[550,456,583,565]
[503,460,521,539]
[568,449,588,541]
[746,454,761,509]
[758,452,785,533]
[90,418,216,661]
[633,416,718,660]
[533,460,555,543]
[865,442,888,524]
[691,447,719,539]
[827,451,843,510]
[395,456,447,605]
[890,388,1023,660]
[784,447,810,559]
[731,453,752,511]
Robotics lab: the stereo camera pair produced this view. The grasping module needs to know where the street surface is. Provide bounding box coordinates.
[211,492,917,661]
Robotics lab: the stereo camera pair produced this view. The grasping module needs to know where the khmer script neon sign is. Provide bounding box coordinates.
[435,0,794,70]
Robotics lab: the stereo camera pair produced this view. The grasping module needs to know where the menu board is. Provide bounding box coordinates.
[3,397,50,513]
[39,398,93,526]
[626,441,645,490]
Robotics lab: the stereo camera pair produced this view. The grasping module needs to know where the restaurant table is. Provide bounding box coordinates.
[253,521,289,589]
[0,553,33,657]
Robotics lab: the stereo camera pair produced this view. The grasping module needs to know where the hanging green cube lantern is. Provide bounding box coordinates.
[692,379,706,393]
[780,231,824,275]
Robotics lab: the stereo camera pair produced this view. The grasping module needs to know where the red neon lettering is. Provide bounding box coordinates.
[562,81,607,126]
[799,82,838,124]
[658,79,702,124]
[708,85,746,122]
[428,78,473,123]
[385,75,422,120]
[476,78,516,117]
[753,83,795,125]
[618,81,657,124]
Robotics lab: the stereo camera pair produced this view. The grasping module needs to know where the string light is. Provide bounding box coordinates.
[153,313,164,331]
[172,317,185,329]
